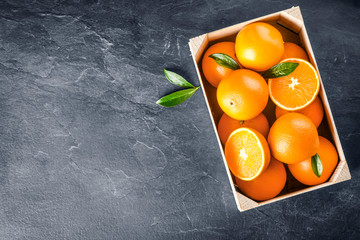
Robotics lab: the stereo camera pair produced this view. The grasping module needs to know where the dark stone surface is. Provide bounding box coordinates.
[0,0,359,239]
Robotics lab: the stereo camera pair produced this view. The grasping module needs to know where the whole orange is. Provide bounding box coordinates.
[217,113,269,145]
[235,22,284,71]
[288,136,338,186]
[201,42,239,88]
[281,42,309,61]
[217,69,269,120]
[235,157,287,201]
[275,96,324,128]
[267,113,319,164]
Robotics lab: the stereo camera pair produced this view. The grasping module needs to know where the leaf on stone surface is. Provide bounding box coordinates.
[164,69,195,88]
[156,87,200,107]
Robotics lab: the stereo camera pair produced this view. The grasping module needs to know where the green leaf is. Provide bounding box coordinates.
[156,87,200,107]
[164,69,195,88]
[311,153,323,178]
[209,53,240,70]
[262,62,299,78]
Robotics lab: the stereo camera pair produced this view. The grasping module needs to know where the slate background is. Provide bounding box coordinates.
[0,0,359,239]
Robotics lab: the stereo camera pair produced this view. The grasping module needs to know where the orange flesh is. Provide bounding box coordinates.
[269,58,319,110]
[225,128,267,180]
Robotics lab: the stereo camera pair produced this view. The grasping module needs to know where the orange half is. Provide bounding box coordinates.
[225,128,270,181]
[268,58,320,111]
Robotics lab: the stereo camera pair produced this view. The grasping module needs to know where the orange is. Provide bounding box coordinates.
[201,42,240,88]
[235,158,286,201]
[268,58,320,111]
[217,113,269,145]
[281,42,309,61]
[267,113,319,164]
[275,96,324,128]
[225,128,270,181]
[235,22,284,71]
[217,69,269,120]
[288,136,338,186]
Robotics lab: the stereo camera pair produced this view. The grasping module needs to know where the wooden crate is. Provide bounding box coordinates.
[189,6,351,212]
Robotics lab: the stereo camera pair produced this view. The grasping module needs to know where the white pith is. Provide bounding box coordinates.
[239,148,248,161]
[289,77,300,90]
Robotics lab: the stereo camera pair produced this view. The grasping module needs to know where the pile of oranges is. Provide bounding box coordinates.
[202,22,338,201]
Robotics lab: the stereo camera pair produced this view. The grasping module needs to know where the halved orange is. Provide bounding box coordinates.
[268,58,320,111]
[225,128,270,181]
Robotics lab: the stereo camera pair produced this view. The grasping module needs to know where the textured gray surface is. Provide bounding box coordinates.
[0,0,359,239]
